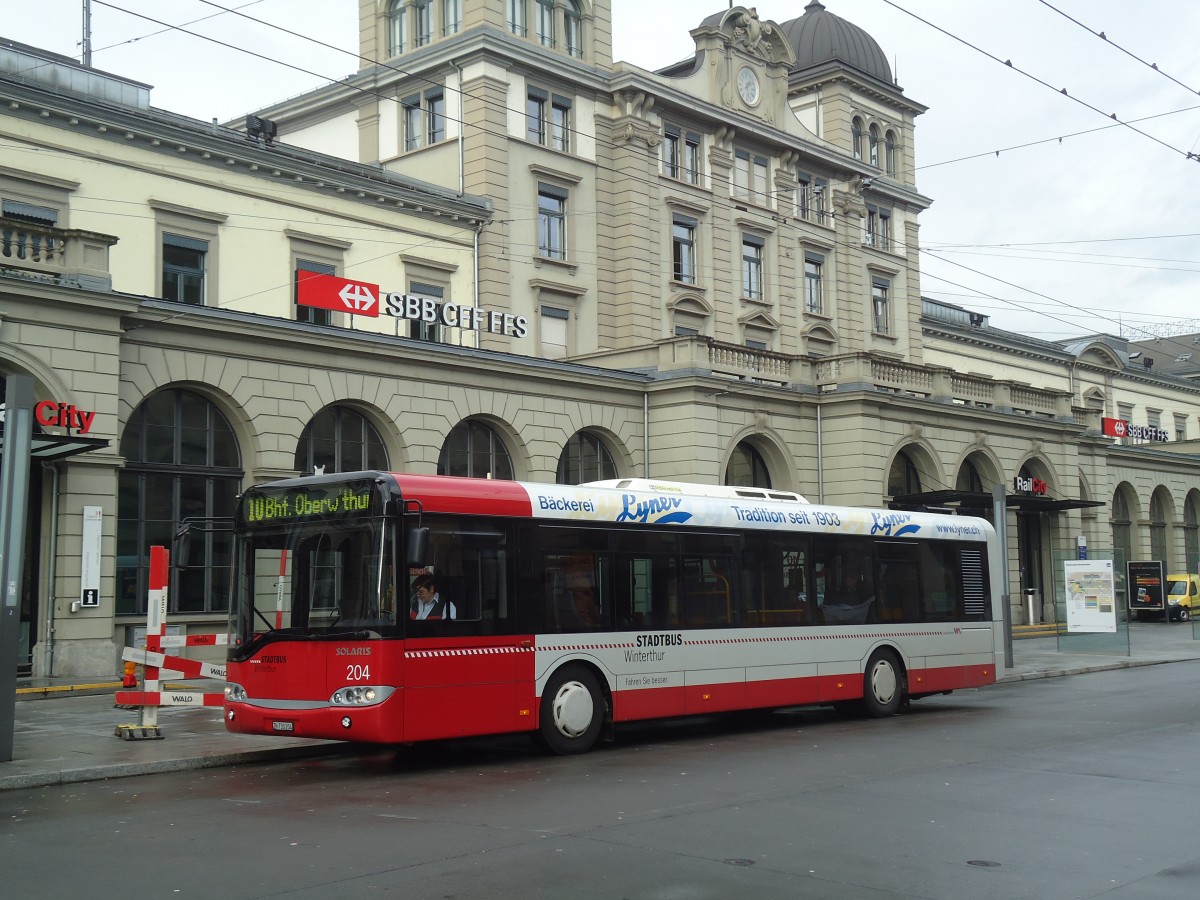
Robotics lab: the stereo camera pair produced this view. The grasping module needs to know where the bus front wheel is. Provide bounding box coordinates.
[862,650,904,717]
[539,665,604,755]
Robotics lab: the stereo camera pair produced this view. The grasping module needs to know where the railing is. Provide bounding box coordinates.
[0,219,117,286]
[1,220,64,267]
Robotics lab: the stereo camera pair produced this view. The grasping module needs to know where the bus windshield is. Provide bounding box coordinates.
[230,477,397,652]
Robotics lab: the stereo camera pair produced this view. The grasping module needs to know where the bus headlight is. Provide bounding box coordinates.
[329,685,394,706]
[225,682,248,702]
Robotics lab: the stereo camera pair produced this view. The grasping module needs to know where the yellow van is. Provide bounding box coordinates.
[1165,574,1199,622]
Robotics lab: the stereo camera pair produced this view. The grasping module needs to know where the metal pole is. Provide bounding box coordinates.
[0,375,35,761]
[82,0,92,67]
[993,482,1013,668]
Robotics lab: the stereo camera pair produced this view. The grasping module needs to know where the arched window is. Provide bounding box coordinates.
[851,117,864,160]
[725,441,771,488]
[117,389,241,614]
[414,0,432,47]
[295,406,388,475]
[887,450,921,496]
[438,419,514,479]
[387,0,407,56]
[868,124,880,167]
[536,0,555,47]
[1150,490,1168,564]
[956,457,985,493]
[564,0,583,58]
[557,431,617,484]
[1185,493,1199,574]
[884,130,897,175]
[1112,488,1132,572]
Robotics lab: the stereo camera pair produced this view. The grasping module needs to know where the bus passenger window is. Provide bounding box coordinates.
[545,553,603,632]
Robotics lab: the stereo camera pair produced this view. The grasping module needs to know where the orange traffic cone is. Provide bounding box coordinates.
[122,660,138,688]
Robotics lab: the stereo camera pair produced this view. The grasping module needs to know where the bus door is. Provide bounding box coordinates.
[610,532,687,721]
[401,521,528,742]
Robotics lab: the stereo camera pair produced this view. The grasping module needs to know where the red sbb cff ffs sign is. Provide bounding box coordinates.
[1101,417,1127,438]
[297,271,379,317]
[1101,417,1169,442]
[295,270,529,337]
[1013,475,1047,496]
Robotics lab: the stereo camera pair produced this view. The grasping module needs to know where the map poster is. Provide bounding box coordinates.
[1064,559,1117,633]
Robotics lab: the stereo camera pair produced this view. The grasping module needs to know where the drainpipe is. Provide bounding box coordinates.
[454,60,465,196]
[42,461,60,677]
[643,391,649,477]
[816,404,824,504]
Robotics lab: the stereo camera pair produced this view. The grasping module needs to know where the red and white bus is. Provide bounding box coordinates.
[224,471,1002,753]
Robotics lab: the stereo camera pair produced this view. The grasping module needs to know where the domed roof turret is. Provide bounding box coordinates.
[780,0,893,85]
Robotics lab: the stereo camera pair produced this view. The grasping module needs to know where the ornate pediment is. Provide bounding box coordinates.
[693,6,796,68]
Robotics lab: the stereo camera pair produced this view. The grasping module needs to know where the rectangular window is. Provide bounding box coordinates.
[296,259,335,326]
[538,183,568,260]
[741,233,764,301]
[804,252,824,314]
[745,338,767,351]
[795,171,810,220]
[403,95,422,151]
[404,92,445,150]
[540,305,570,359]
[733,149,769,205]
[526,89,546,144]
[409,281,444,343]
[1175,414,1187,442]
[425,90,445,144]
[866,204,892,251]
[528,89,571,151]
[442,0,461,36]
[162,233,206,305]
[871,277,890,334]
[672,214,697,284]
[663,125,702,184]
[508,0,526,36]
[550,97,570,152]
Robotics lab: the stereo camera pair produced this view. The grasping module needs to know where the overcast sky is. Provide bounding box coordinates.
[7,1,1200,346]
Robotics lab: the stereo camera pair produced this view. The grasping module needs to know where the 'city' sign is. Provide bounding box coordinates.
[0,401,96,434]
[296,271,528,337]
[1101,417,1168,442]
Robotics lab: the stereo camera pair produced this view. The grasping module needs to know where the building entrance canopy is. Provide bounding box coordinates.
[0,428,110,462]
[890,490,1106,514]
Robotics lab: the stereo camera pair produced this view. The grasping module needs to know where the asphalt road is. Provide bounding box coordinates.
[4,662,1200,900]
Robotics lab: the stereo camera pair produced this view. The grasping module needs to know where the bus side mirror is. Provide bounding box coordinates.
[406,526,429,567]
[173,524,192,569]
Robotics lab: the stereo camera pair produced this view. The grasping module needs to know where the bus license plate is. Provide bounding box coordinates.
[271,721,295,733]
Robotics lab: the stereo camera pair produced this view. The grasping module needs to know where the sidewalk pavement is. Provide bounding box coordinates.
[4,622,1199,791]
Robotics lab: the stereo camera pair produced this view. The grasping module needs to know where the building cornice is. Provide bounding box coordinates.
[0,76,491,228]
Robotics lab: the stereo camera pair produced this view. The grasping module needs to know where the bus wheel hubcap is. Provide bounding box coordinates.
[871,662,897,704]
[553,681,593,738]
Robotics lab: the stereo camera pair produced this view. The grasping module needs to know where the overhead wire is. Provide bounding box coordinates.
[880,0,1200,163]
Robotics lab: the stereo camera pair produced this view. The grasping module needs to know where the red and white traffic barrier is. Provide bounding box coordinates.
[115,545,227,739]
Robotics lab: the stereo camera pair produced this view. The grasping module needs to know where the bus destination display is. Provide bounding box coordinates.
[242,482,376,525]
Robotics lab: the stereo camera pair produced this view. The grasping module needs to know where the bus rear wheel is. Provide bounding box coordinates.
[862,650,904,717]
[539,665,604,755]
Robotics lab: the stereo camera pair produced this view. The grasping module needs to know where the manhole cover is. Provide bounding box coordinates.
[722,858,756,867]
[967,860,1001,868]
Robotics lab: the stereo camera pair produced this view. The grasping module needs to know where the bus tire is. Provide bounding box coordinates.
[862,649,904,718]
[539,665,604,755]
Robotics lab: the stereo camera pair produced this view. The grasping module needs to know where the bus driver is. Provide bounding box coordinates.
[410,574,456,620]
